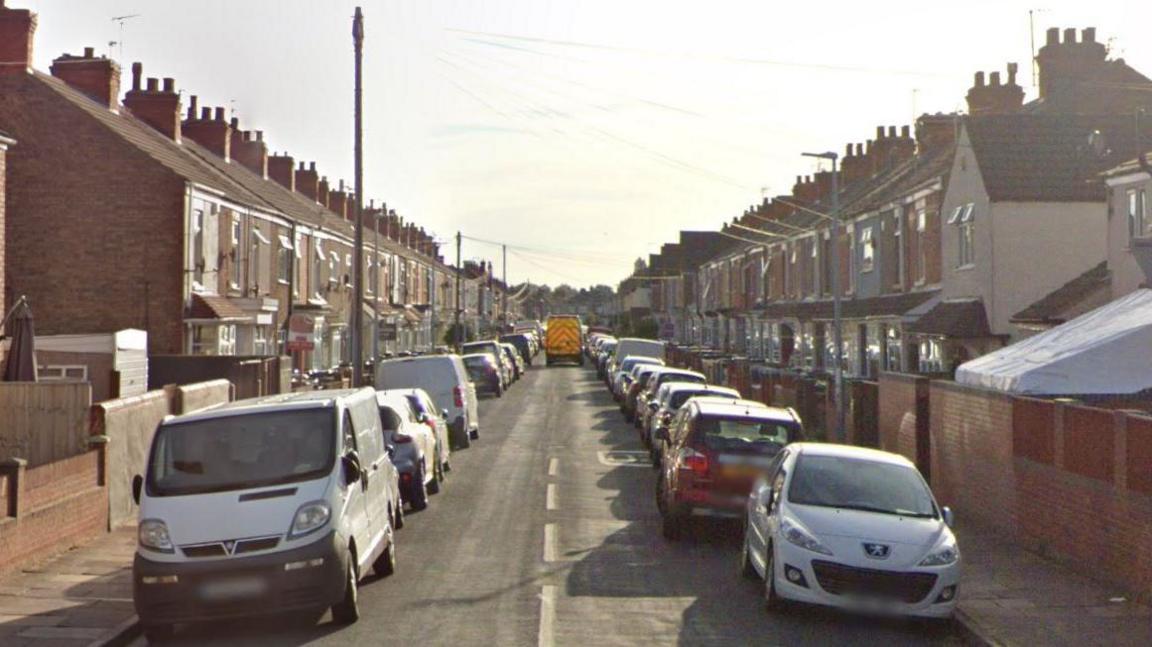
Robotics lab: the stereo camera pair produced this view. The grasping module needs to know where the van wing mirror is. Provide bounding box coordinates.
[132,474,143,505]
[342,452,363,485]
[655,428,670,442]
[441,409,449,419]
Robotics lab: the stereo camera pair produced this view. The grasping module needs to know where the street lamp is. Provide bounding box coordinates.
[801,151,844,442]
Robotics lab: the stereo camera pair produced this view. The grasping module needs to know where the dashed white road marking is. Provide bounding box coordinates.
[544,523,558,562]
[537,584,556,647]
[596,450,651,467]
[546,483,558,511]
[548,457,559,477]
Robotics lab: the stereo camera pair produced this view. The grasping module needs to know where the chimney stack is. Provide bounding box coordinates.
[915,112,958,154]
[268,153,296,191]
[233,130,268,178]
[294,161,319,201]
[1036,26,1108,102]
[123,63,182,141]
[966,63,1024,115]
[49,47,120,109]
[317,176,330,209]
[0,0,37,76]
[181,99,232,161]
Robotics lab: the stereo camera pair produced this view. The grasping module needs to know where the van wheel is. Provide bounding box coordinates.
[331,557,360,624]
[143,623,174,643]
[373,533,396,578]
[661,514,684,541]
[457,429,471,450]
[409,468,429,510]
[470,427,479,440]
[394,501,405,530]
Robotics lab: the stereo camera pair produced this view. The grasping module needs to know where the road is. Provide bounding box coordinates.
[140,362,960,646]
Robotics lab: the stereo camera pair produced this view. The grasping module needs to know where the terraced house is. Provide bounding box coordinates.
[0,2,465,368]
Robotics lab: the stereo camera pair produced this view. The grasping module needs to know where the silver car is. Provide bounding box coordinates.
[378,390,447,511]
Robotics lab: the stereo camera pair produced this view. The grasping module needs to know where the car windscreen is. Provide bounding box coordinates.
[148,409,335,496]
[693,415,797,453]
[464,356,493,369]
[670,390,710,409]
[379,406,404,431]
[658,374,704,389]
[787,455,937,518]
[404,394,428,416]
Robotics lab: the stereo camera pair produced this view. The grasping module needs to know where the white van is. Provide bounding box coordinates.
[131,388,400,640]
[375,355,479,449]
[615,338,666,364]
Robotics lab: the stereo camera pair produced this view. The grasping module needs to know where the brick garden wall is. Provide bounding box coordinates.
[877,372,927,467]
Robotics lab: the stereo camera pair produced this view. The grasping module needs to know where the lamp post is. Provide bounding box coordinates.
[372,202,384,363]
[801,151,844,442]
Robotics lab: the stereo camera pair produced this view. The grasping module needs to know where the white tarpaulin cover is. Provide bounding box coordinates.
[955,289,1152,395]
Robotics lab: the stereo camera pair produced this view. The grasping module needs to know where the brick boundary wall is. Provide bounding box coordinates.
[927,380,1152,599]
[0,439,109,576]
[877,372,928,468]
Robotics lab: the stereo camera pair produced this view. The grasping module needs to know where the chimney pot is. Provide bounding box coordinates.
[255,130,263,141]
[1046,27,1059,45]
[845,143,853,157]
[83,46,94,58]
[1007,62,1018,85]
[230,117,238,129]
[1083,27,1096,43]
[309,161,316,171]
[1063,27,1076,43]
[887,125,897,137]
[901,125,910,138]
[187,95,198,118]
[146,77,158,91]
[990,71,1001,86]
[795,175,802,185]
[131,62,141,90]
[855,143,863,156]
[162,77,174,93]
[199,106,211,120]
[214,106,225,122]
[876,126,885,138]
[974,71,985,87]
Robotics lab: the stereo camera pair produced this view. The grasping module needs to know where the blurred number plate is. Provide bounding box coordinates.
[200,576,267,600]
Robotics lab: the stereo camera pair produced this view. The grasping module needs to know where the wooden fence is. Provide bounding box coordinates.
[0,382,93,466]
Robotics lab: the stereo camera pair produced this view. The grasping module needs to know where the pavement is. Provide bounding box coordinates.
[0,362,1146,646]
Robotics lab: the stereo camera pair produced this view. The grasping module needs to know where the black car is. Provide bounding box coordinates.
[463,353,503,397]
[500,333,533,364]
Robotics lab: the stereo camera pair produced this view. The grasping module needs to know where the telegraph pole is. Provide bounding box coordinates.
[350,6,365,386]
[454,231,462,352]
[502,244,508,331]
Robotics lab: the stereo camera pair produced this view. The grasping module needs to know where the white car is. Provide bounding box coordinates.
[377,390,449,511]
[611,356,665,400]
[740,443,960,619]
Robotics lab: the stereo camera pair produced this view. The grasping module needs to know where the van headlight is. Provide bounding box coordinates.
[781,518,833,555]
[919,544,959,566]
[288,501,331,539]
[138,519,175,553]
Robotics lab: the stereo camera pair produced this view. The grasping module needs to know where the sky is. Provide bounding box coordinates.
[20,0,1152,288]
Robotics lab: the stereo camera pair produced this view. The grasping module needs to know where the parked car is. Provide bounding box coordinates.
[463,352,503,397]
[645,383,741,459]
[131,388,400,640]
[611,356,665,400]
[740,444,959,619]
[596,339,618,379]
[377,390,445,511]
[622,364,669,422]
[501,342,525,380]
[612,337,665,367]
[462,340,512,388]
[500,333,533,365]
[657,398,803,539]
[376,355,478,449]
[635,368,707,431]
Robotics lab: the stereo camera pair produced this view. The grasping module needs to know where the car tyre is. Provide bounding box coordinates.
[661,513,684,541]
[331,556,360,624]
[394,500,405,529]
[740,529,759,580]
[764,543,783,612]
[470,427,479,440]
[143,623,175,643]
[427,460,442,495]
[409,467,429,511]
[373,532,396,578]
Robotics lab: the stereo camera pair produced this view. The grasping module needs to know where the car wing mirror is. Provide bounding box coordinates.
[132,474,143,505]
[941,506,954,527]
[441,408,449,419]
[385,444,396,459]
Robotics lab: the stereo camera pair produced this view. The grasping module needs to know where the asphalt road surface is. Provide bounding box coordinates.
[138,361,961,646]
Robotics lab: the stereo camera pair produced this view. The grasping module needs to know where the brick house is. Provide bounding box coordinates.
[0,2,449,366]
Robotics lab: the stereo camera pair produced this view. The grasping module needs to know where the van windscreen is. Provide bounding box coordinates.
[148,409,335,496]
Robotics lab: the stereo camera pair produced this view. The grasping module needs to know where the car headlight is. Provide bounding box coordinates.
[781,518,833,555]
[288,501,331,539]
[919,544,959,566]
[138,519,175,553]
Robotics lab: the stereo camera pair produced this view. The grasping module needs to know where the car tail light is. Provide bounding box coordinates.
[393,432,414,444]
[453,385,464,407]
[681,447,710,478]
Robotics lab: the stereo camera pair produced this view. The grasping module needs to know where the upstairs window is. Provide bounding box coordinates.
[277,235,293,284]
[859,227,875,273]
[949,204,975,267]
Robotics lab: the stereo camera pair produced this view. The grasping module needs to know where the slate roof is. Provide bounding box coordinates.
[965,113,1152,202]
[907,298,992,338]
[756,289,939,321]
[1011,262,1111,324]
